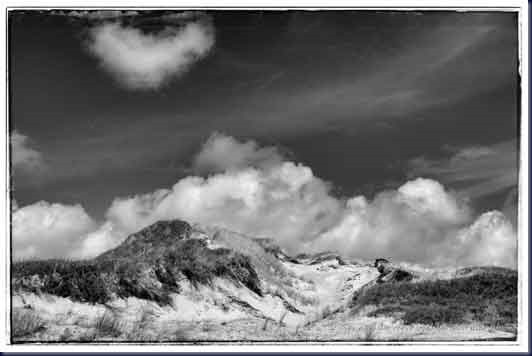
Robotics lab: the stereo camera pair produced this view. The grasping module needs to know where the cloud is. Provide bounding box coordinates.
[12,201,96,260]
[192,132,285,174]
[408,140,518,199]
[76,222,125,259]
[86,16,215,90]
[103,134,516,268]
[11,131,46,175]
[106,162,343,249]
[13,134,517,268]
[453,211,517,268]
[221,14,516,137]
[310,181,516,268]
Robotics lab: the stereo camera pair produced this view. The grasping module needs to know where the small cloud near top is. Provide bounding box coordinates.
[85,13,215,90]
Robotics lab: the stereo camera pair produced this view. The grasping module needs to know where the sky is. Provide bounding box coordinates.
[9,10,520,267]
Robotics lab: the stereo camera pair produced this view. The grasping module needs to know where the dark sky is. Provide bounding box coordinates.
[10,10,519,221]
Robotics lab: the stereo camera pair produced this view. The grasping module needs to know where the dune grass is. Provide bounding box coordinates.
[11,308,45,338]
[12,237,261,306]
[352,270,517,327]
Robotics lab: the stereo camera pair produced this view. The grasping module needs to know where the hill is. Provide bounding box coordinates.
[11,219,518,342]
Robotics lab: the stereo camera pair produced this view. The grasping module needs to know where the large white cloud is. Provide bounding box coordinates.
[87,16,214,90]
[106,162,343,252]
[12,201,96,260]
[310,183,516,268]
[11,131,45,175]
[103,134,517,268]
[453,211,517,268]
[13,134,518,268]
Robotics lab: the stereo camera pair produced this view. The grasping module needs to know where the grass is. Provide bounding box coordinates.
[352,269,517,327]
[210,229,318,306]
[11,308,45,338]
[358,323,377,341]
[320,305,334,320]
[94,310,124,338]
[12,221,262,306]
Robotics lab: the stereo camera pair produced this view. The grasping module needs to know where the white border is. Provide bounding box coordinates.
[0,1,528,352]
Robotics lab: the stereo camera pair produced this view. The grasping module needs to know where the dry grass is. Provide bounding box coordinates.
[319,304,336,320]
[172,326,188,342]
[11,308,45,338]
[279,311,288,326]
[357,323,377,341]
[262,318,269,331]
[94,310,124,338]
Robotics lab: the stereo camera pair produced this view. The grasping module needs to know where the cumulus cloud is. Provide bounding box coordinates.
[11,131,45,175]
[76,222,125,259]
[310,181,516,268]
[192,132,285,174]
[106,162,342,250]
[13,134,517,268]
[12,201,96,260]
[86,15,215,90]
[453,211,517,268]
[103,134,516,268]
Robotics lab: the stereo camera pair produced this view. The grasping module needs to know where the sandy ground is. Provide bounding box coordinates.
[10,258,516,343]
[12,293,515,343]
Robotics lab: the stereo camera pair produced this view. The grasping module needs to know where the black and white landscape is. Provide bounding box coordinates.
[9,9,520,343]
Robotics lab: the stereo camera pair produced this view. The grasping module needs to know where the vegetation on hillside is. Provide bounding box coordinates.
[12,221,261,305]
[352,269,517,327]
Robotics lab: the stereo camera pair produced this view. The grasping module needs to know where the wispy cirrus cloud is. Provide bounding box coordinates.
[221,14,516,137]
[408,140,518,200]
